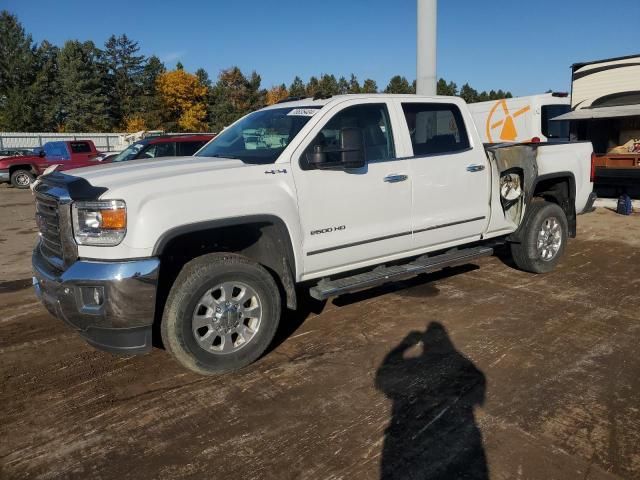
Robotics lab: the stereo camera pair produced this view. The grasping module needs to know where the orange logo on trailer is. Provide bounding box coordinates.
[486,100,530,142]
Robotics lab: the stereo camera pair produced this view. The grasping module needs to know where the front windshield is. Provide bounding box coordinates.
[113,142,146,162]
[198,107,321,164]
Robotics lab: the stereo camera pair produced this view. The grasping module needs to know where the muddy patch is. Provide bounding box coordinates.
[2,203,32,209]
[0,278,33,293]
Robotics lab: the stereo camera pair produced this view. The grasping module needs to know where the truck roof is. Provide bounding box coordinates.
[261,94,463,111]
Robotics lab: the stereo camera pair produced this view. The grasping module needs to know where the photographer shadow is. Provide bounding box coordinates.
[375,322,488,480]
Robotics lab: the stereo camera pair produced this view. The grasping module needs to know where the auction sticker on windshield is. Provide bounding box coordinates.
[287,108,319,117]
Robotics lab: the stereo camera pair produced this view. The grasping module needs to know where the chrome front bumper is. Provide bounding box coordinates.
[32,247,160,354]
[0,169,9,182]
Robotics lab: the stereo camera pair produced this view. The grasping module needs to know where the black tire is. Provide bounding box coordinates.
[510,200,568,274]
[10,169,35,189]
[161,253,281,375]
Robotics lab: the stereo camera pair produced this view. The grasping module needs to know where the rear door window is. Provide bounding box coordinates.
[177,141,207,156]
[70,142,92,153]
[402,103,470,156]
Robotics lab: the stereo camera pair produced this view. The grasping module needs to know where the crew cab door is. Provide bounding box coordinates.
[292,100,412,278]
[68,141,97,168]
[394,100,490,248]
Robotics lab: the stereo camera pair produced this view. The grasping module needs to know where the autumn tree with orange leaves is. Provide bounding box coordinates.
[156,69,208,131]
[266,84,289,105]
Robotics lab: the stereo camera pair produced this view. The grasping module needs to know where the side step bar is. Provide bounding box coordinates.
[309,246,493,301]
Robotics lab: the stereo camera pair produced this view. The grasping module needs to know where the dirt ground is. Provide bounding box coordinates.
[1,185,640,480]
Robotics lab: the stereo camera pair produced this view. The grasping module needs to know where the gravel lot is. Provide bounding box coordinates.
[1,185,640,480]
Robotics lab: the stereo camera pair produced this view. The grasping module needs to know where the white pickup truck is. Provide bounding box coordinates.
[32,94,596,375]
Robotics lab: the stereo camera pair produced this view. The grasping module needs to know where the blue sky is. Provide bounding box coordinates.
[3,0,639,96]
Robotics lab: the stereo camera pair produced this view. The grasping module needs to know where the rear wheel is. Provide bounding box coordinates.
[10,169,34,189]
[161,253,281,375]
[510,200,568,274]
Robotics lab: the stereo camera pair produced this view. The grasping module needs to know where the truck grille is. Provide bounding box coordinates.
[32,175,79,270]
[35,192,65,264]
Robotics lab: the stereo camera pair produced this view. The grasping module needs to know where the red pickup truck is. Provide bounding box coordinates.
[0,140,105,188]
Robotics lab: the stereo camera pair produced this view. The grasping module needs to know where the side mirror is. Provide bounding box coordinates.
[306,127,365,170]
[307,145,327,167]
[38,150,46,158]
[339,127,365,169]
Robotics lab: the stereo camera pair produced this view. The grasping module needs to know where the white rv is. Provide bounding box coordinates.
[570,54,640,111]
[468,93,571,144]
[553,54,640,188]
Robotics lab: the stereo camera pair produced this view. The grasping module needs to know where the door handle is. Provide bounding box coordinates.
[466,164,486,172]
[384,174,408,183]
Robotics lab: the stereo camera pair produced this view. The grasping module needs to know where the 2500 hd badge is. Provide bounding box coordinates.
[311,225,347,236]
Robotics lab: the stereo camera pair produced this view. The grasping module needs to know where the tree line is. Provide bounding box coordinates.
[0,11,513,134]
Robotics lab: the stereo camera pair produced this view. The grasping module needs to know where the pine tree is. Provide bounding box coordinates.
[459,83,478,103]
[361,79,378,93]
[103,34,145,128]
[347,74,360,94]
[195,68,211,88]
[209,67,265,132]
[0,11,36,130]
[289,76,306,97]
[384,76,413,94]
[25,41,60,131]
[306,76,320,97]
[138,55,166,129]
[337,76,349,95]
[317,74,339,97]
[56,40,110,132]
[436,78,458,96]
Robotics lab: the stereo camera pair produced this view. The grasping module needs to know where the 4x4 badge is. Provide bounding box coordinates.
[264,169,287,175]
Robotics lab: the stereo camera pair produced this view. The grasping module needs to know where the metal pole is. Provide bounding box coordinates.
[416,0,437,96]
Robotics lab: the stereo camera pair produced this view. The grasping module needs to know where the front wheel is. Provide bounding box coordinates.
[161,253,281,375]
[10,169,35,189]
[510,200,568,274]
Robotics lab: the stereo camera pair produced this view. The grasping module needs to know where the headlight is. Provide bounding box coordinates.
[72,200,127,246]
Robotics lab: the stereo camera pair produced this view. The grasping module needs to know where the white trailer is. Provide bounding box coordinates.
[467,93,571,144]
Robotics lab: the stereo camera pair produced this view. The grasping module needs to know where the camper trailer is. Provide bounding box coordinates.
[468,93,571,144]
[554,54,640,188]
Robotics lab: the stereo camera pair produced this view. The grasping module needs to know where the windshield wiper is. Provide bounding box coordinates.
[209,153,239,159]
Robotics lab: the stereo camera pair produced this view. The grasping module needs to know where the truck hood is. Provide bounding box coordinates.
[66,156,248,193]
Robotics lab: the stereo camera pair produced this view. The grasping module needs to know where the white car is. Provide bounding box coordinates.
[32,94,596,375]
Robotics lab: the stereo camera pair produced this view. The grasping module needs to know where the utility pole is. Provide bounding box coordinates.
[416,0,437,96]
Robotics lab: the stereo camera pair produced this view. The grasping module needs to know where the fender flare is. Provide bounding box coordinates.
[153,214,298,309]
[509,172,577,242]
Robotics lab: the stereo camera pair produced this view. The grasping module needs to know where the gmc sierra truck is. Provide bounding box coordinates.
[31,94,596,375]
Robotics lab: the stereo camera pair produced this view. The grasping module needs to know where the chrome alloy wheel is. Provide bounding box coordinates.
[192,282,262,354]
[14,173,31,186]
[536,217,562,261]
